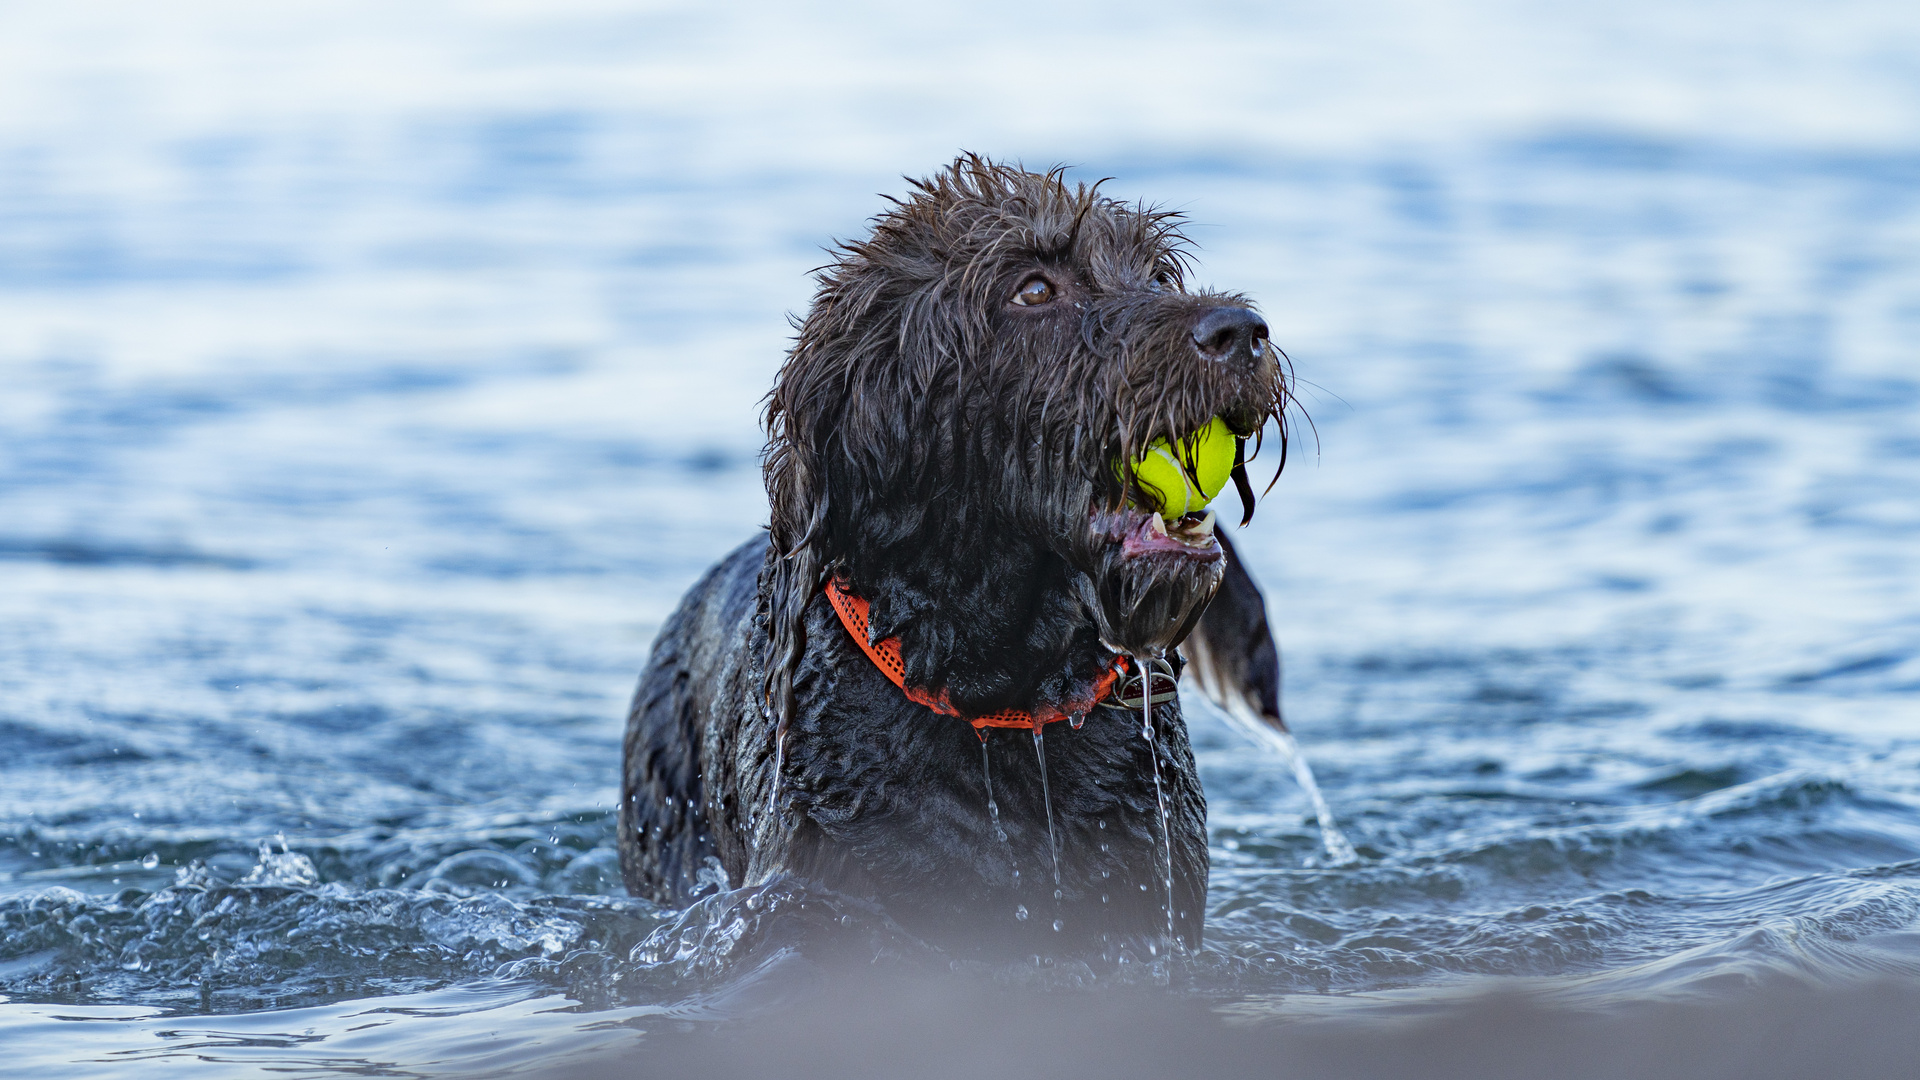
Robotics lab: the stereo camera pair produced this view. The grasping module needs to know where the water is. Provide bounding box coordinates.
[1029,726,1062,895]
[1136,656,1181,950]
[1206,664,1362,863]
[4,0,1920,1074]
[1278,727,1360,866]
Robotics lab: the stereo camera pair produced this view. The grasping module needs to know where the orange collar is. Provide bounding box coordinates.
[824,580,1125,731]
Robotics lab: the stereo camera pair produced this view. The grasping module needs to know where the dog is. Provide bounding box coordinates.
[619,156,1295,960]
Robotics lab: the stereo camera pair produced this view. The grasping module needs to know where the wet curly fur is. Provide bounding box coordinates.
[620,155,1295,960]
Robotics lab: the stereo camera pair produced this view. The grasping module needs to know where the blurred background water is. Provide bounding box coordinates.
[2,0,1919,1075]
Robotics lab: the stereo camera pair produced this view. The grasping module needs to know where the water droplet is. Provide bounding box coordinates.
[1053,889,1062,901]
[1014,905,1029,921]
[1052,919,1063,932]
[140,853,159,870]
[1069,714,1085,730]
[1101,894,1109,903]
[1030,727,1063,888]
[1097,820,1106,830]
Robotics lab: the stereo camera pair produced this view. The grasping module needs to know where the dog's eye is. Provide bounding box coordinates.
[1012,277,1055,306]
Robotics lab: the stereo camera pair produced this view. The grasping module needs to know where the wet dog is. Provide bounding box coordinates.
[619,156,1295,960]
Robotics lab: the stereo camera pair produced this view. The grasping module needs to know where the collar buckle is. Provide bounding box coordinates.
[1113,656,1179,709]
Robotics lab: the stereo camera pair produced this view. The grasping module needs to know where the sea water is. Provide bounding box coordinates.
[2,1,1920,1074]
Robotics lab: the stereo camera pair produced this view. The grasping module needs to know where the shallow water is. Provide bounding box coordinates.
[3,1,1920,1074]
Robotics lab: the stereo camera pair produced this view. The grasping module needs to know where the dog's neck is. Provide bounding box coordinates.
[848,535,1114,720]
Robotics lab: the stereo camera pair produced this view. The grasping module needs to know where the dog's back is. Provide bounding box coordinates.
[618,536,765,904]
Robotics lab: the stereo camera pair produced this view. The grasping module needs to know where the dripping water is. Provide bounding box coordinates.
[1032,725,1064,930]
[1136,655,1177,948]
[1213,701,1358,865]
[1279,729,1359,865]
[1031,725,1061,890]
[981,733,1022,908]
[767,725,788,830]
[981,735,1007,845]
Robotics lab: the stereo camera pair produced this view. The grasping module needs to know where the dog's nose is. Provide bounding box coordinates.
[1191,307,1269,363]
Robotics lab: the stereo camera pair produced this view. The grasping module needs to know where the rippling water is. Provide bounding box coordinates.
[3,1,1920,1075]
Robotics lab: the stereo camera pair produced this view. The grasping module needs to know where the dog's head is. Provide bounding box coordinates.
[764,155,1293,717]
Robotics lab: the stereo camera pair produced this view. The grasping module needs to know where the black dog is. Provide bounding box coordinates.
[619,156,1295,960]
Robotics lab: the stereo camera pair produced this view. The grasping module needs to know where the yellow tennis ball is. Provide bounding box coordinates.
[1123,416,1238,516]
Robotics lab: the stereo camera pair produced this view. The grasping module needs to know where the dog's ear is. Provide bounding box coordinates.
[1180,530,1287,735]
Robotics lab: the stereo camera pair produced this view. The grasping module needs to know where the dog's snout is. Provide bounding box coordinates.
[1191,307,1269,362]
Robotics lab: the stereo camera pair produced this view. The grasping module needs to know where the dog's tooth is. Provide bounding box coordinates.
[1148,513,1168,537]
[1197,510,1216,535]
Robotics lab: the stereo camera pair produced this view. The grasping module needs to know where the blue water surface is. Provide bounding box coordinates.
[2,1,1920,1074]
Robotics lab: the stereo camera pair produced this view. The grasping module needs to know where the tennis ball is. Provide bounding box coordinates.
[1123,416,1238,517]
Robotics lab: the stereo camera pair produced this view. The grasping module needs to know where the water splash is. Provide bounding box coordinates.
[238,837,320,888]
